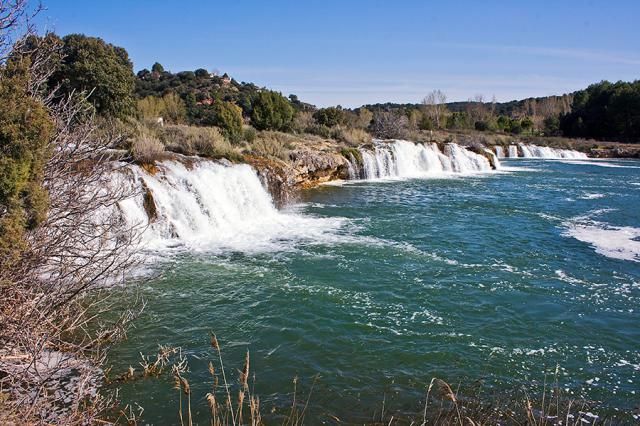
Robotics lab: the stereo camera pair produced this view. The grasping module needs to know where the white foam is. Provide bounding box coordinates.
[563,219,640,262]
[119,160,352,254]
[557,160,640,169]
[579,193,606,200]
[350,140,493,180]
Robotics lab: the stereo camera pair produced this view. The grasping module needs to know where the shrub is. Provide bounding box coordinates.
[332,126,371,146]
[250,90,294,131]
[131,131,165,163]
[474,120,489,131]
[306,123,332,138]
[159,125,234,159]
[249,132,290,160]
[313,106,346,127]
[292,111,315,133]
[243,125,257,143]
[370,111,409,139]
[138,93,187,124]
[210,101,243,143]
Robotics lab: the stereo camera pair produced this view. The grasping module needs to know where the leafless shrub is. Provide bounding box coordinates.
[131,129,165,163]
[0,4,143,423]
[370,110,409,139]
[291,110,314,133]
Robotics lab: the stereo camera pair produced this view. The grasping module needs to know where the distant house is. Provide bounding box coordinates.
[221,73,231,85]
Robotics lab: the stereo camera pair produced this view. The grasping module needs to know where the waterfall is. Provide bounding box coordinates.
[508,145,519,158]
[484,148,501,169]
[495,146,505,158]
[518,144,588,159]
[348,140,493,180]
[118,160,345,252]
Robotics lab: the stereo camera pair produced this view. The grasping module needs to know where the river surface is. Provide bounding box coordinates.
[108,157,640,423]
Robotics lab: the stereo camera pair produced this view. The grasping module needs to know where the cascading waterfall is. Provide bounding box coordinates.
[518,144,587,159]
[349,140,493,180]
[118,160,345,252]
[494,146,505,158]
[484,148,501,169]
[503,144,587,159]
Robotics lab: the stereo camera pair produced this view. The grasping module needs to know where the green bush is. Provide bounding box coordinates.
[0,58,54,271]
[243,126,257,143]
[313,106,346,127]
[250,90,294,131]
[211,101,243,143]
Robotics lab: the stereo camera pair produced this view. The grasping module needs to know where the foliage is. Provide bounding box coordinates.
[446,111,473,130]
[0,58,53,273]
[250,131,290,160]
[250,90,294,131]
[130,128,165,163]
[135,66,262,123]
[158,124,237,159]
[50,34,136,118]
[313,106,346,127]
[560,80,640,142]
[292,110,315,133]
[137,92,187,124]
[543,115,561,136]
[332,126,371,146]
[210,101,243,142]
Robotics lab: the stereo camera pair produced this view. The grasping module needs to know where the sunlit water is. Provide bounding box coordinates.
[108,158,640,423]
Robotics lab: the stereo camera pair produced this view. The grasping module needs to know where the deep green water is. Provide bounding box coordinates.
[109,159,640,423]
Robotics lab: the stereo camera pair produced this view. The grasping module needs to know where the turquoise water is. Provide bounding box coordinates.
[109,159,640,423]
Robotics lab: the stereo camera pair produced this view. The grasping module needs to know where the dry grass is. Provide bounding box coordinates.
[130,131,165,164]
[248,131,294,160]
[159,125,238,159]
[112,334,318,426]
[332,126,372,146]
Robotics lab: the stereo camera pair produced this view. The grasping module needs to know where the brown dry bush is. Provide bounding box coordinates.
[332,126,371,146]
[159,124,237,159]
[249,131,294,160]
[130,129,165,163]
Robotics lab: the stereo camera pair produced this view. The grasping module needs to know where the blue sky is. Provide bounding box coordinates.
[41,1,639,107]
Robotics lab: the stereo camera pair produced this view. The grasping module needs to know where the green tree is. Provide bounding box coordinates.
[521,116,534,133]
[195,68,209,78]
[250,90,294,131]
[51,34,136,118]
[313,106,346,127]
[152,62,165,73]
[543,116,561,136]
[210,101,243,142]
[0,58,54,273]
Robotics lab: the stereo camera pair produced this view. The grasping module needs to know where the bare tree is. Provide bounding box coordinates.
[466,94,490,124]
[422,89,447,129]
[371,110,409,139]
[0,3,143,423]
